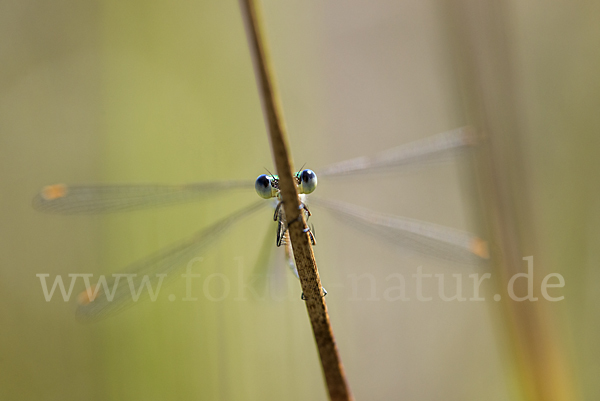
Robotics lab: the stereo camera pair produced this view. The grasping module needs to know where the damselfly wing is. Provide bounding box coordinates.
[33,127,488,320]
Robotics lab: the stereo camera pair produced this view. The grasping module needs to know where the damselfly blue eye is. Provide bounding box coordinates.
[298,169,317,195]
[255,174,276,199]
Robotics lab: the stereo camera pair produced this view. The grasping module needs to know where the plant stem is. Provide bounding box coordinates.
[238,1,353,400]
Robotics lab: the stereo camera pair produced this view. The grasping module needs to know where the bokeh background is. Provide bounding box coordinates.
[1,1,598,400]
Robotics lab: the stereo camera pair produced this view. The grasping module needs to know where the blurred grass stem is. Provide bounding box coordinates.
[445,2,578,401]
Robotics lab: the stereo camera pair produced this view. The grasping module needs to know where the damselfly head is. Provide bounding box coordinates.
[255,169,317,199]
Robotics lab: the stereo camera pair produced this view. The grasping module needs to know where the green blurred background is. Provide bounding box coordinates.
[1,1,598,400]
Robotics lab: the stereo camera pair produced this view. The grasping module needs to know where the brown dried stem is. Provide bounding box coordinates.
[238,1,353,400]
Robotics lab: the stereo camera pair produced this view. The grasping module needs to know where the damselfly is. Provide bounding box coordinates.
[33,126,489,320]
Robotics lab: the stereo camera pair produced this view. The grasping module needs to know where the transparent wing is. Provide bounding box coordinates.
[249,222,279,296]
[309,196,489,265]
[33,181,253,214]
[76,200,267,321]
[316,126,478,178]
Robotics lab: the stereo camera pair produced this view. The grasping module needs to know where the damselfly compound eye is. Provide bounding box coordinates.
[255,174,276,199]
[298,169,317,194]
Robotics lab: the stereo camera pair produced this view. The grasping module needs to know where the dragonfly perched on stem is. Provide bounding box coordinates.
[33,126,489,321]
